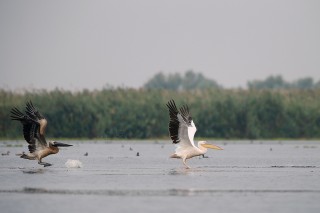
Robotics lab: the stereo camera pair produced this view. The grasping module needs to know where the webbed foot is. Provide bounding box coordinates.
[38,162,53,167]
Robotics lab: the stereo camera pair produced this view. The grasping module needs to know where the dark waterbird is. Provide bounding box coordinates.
[10,101,72,167]
[1,151,10,156]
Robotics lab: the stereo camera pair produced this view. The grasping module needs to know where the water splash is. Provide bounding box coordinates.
[65,159,83,168]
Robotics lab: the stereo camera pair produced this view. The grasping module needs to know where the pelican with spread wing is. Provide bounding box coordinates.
[166,99,223,168]
[10,101,72,167]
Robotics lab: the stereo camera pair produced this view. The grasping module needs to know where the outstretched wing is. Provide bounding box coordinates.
[25,101,47,136]
[10,101,47,153]
[166,100,197,148]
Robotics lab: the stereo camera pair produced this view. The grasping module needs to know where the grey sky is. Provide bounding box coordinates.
[1,0,319,91]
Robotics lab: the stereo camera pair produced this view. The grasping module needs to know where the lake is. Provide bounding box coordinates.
[0,140,319,213]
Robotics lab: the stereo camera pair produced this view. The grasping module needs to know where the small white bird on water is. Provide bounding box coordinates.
[65,159,83,168]
[166,100,223,169]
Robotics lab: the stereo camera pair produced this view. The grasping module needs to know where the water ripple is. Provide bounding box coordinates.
[1,188,320,196]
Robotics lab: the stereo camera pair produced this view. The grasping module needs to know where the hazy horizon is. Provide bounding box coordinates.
[1,0,320,91]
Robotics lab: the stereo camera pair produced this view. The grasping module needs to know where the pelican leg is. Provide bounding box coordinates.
[38,161,52,167]
[183,158,190,169]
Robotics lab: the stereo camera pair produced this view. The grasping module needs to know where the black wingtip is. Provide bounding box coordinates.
[25,100,45,120]
[10,107,24,120]
[166,99,179,113]
[167,99,181,144]
[26,100,35,112]
[166,99,173,108]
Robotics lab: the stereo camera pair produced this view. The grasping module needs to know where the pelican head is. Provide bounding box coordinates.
[50,141,73,147]
[198,141,223,150]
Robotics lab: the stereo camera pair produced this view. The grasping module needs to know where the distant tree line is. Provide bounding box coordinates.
[144,71,320,90]
[248,75,320,90]
[1,88,320,140]
[143,70,221,90]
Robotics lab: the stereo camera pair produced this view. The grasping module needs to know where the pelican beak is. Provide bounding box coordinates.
[202,143,223,150]
[53,142,73,147]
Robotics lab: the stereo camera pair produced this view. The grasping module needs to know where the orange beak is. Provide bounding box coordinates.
[202,143,223,150]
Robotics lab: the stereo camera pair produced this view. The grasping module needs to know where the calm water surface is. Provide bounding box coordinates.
[0,140,319,213]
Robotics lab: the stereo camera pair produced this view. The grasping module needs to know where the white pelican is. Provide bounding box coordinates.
[10,101,72,167]
[166,99,223,168]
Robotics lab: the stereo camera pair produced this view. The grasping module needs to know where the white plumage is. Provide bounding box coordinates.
[167,100,223,168]
[65,159,83,168]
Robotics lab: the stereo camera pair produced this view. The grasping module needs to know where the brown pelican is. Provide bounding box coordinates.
[166,100,223,169]
[10,101,72,167]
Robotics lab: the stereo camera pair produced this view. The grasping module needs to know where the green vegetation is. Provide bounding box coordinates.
[144,70,221,90]
[248,75,320,90]
[144,72,320,90]
[1,88,320,140]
